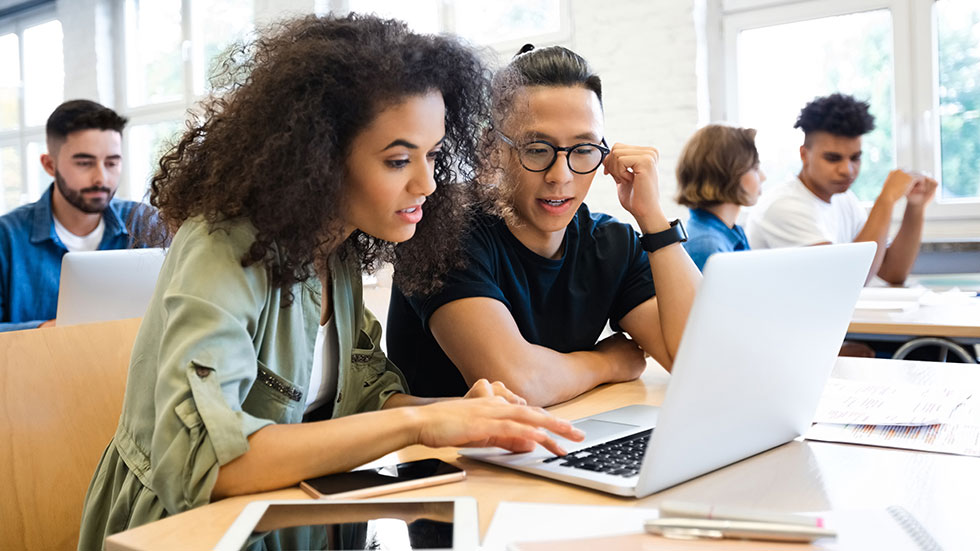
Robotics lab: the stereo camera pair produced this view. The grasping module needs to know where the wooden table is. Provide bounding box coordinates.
[106,357,980,551]
[849,300,980,340]
[848,274,980,342]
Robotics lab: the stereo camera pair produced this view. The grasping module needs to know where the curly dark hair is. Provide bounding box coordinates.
[144,14,494,300]
[795,93,875,143]
[46,99,127,142]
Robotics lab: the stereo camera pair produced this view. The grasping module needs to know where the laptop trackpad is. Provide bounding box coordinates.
[563,419,640,445]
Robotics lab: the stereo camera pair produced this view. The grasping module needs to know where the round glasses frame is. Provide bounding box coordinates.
[498,132,610,174]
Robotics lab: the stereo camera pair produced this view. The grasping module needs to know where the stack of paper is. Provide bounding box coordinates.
[812,379,970,426]
[806,378,980,457]
[853,287,928,313]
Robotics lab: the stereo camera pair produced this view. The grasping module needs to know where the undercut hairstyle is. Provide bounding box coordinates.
[46,99,127,148]
[675,124,759,209]
[489,45,602,220]
[795,93,875,145]
[144,14,495,300]
[503,44,602,106]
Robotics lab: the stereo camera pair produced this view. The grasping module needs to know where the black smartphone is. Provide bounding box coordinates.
[299,458,466,500]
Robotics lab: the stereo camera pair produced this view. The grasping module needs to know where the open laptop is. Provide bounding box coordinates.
[460,242,875,497]
[56,248,166,327]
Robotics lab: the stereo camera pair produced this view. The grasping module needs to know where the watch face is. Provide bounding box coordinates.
[675,219,688,242]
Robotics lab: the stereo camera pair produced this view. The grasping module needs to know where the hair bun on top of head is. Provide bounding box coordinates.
[516,43,535,56]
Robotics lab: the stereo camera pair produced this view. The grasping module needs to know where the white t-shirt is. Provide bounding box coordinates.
[305,315,339,414]
[746,177,867,249]
[53,216,105,252]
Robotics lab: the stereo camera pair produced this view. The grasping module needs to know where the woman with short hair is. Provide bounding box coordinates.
[675,124,764,270]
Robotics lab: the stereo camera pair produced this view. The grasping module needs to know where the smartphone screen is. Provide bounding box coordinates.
[302,459,464,498]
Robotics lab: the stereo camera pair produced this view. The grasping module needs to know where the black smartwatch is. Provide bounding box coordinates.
[639,219,688,253]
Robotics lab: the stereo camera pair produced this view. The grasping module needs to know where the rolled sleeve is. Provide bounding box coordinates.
[146,222,276,513]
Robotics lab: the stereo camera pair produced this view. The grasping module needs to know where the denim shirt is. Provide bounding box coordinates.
[682,207,750,271]
[0,184,148,332]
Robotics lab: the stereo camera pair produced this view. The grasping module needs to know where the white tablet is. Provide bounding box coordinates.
[215,497,479,551]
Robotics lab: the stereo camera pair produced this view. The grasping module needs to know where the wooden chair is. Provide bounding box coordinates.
[0,318,142,550]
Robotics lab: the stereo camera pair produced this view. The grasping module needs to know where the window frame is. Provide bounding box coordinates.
[0,4,61,212]
[114,0,257,202]
[716,0,979,225]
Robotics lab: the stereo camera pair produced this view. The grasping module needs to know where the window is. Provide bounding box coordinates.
[720,0,980,227]
[735,10,894,201]
[118,1,564,204]
[119,0,254,202]
[125,119,182,202]
[0,9,63,213]
[935,0,980,202]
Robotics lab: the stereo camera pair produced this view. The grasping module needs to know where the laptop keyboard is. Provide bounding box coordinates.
[543,429,652,478]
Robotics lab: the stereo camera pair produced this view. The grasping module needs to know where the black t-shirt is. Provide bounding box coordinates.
[386,203,656,397]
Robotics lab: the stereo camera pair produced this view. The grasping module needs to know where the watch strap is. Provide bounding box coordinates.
[640,219,688,253]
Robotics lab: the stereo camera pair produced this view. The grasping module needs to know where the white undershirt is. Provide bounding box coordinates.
[305,315,339,413]
[53,216,105,252]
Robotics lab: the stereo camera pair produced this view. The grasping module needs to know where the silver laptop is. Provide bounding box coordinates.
[460,242,875,497]
[56,248,166,326]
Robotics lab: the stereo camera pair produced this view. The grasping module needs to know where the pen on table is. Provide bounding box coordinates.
[644,517,837,543]
[658,500,826,528]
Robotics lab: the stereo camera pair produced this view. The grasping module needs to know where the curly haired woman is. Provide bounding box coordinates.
[78,15,582,549]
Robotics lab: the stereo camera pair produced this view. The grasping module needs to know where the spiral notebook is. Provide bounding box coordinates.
[487,503,943,551]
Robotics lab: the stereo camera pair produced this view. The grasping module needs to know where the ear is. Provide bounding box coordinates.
[798,144,808,167]
[40,153,56,178]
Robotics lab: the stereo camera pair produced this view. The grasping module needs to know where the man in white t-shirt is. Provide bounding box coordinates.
[0,100,153,331]
[747,93,937,285]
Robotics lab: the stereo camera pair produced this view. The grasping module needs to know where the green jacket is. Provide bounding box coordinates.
[78,217,406,550]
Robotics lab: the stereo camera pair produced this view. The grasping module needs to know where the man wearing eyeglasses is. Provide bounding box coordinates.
[385,46,700,407]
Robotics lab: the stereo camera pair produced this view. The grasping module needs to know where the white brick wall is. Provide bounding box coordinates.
[562,0,702,225]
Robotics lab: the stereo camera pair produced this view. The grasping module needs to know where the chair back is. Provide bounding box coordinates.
[0,318,141,550]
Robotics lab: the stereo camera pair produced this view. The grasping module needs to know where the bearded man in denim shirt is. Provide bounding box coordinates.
[0,99,153,332]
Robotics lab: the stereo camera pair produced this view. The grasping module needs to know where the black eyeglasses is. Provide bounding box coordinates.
[498,132,610,174]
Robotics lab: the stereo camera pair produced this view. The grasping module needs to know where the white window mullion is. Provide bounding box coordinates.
[890,0,916,173]
[909,0,940,177]
[16,20,27,201]
[112,0,128,114]
[181,0,194,104]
